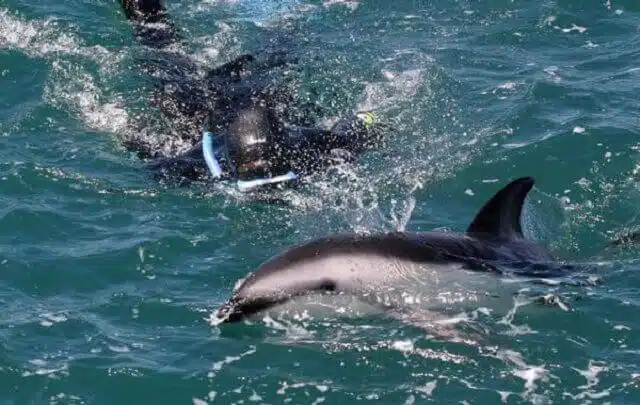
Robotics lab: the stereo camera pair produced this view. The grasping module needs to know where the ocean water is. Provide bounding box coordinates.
[1,0,640,404]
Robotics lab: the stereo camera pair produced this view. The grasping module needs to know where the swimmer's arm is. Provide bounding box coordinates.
[281,126,357,165]
[145,143,206,177]
[206,52,296,81]
[206,55,255,80]
[283,123,367,153]
[282,126,335,151]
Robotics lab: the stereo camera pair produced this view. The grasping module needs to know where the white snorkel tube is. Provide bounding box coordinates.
[235,171,298,192]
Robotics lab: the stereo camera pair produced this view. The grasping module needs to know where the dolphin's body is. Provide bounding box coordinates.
[215,177,574,325]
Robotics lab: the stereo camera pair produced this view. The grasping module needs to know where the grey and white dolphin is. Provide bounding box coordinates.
[214,177,576,325]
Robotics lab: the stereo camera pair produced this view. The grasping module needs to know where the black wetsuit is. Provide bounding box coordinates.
[119,0,386,187]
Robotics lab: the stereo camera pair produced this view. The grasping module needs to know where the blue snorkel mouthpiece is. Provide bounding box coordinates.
[202,131,224,178]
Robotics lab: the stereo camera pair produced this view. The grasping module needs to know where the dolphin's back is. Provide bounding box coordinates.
[234,231,550,298]
[235,233,444,296]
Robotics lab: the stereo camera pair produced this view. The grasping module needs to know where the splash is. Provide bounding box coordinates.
[44,61,129,134]
[206,345,257,379]
[497,290,540,336]
[0,9,117,69]
[0,8,129,137]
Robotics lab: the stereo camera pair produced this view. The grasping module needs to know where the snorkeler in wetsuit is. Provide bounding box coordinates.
[119,0,388,191]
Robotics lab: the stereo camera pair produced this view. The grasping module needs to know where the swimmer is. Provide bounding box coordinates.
[118,0,389,191]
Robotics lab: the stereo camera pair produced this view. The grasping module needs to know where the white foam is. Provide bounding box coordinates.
[21,361,69,378]
[489,349,550,399]
[323,0,360,11]
[416,380,437,396]
[108,344,131,353]
[565,361,611,400]
[0,9,129,137]
[497,292,538,335]
[39,312,68,327]
[192,398,208,405]
[0,9,116,67]
[502,141,529,149]
[44,62,130,134]
[358,68,427,113]
[388,195,416,232]
[498,81,517,90]
[191,22,238,67]
[207,346,256,378]
[573,360,607,390]
[559,24,587,34]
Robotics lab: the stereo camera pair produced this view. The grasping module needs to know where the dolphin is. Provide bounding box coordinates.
[214,177,577,326]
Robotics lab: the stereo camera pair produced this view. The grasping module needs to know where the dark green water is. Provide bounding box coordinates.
[1,0,640,404]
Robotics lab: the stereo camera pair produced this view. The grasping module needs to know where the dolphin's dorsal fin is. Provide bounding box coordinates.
[466,177,534,240]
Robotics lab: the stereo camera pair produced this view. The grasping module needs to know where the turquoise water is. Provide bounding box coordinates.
[2,0,640,403]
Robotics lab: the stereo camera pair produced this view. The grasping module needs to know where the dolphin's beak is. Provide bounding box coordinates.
[215,295,289,324]
[215,300,245,323]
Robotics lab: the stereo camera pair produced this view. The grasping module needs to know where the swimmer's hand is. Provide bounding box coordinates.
[331,111,393,149]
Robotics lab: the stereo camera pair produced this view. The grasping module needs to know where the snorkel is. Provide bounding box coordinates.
[201,129,297,192]
[202,131,224,179]
[235,171,297,192]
